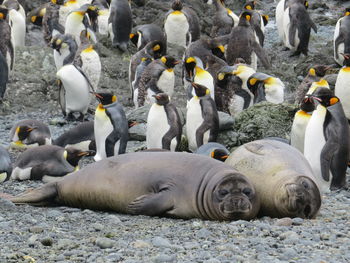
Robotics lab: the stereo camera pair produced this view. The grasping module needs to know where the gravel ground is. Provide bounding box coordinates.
[1,0,350,262]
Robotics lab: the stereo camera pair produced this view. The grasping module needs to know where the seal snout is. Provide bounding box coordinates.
[221,196,252,214]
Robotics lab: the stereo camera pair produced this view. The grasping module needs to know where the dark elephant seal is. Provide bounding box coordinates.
[225,139,321,219]
[10,152,260,221]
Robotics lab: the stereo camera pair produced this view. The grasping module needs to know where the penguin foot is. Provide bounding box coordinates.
[289,51,301,57]
[282,47,290,51]
[66,113,75,122]
[77,113,86,122]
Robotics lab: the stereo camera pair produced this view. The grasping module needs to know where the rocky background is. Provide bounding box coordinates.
[1,0,350,262]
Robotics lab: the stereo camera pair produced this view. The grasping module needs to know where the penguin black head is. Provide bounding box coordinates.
[191,82,210,97]
[311,88,339,107]
[262,15,269,26]
[307,65,330,77]
[0,6,9,20]
[153,93,170,106]
[147,41,165,59]
[341,53,350,67]
[52,0,65,5]
[94,92,117,106]
[29,6,46,26]
[239,11,252,26]
[217,70,232,88]
[65,147,94,167]
[211,45,226,61]
[247,77,266,103]
[300,95,315,112]
[161,56,180,69]
[16,126,36,141]
[243,1,255,10]
[129,32,139,46]
[172,0,183,11]
[185,57,197,79]
[211,149,229,162]
[345,8,350,16]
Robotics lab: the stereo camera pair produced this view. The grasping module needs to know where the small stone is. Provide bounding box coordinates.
[292,217,304,226]
[132,240,151,248]
[41,237,53,246]
[196,228,213,239]
[204,259,221,263]
[154,254,177,263]
[275,217,293,226]
[106,253,122,262]
[92,223,104,231]
[95,238,115,249]
[29,226,44,233]
[279,231,299,240]
[27,235,38,247]
[320,233,330,240]
[107,215,122,224]
[152,237,172,248]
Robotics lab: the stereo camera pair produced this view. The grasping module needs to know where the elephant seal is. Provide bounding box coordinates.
[10,152,260,221]
[225,139,321,219]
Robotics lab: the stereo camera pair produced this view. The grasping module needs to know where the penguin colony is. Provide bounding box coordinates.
[0,0,349,219]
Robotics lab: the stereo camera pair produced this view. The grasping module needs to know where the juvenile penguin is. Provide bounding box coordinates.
[210,0,239,37]
[137,56,180,107]
[53,121,95,152]
[93,92,129,161]
[283,0,317,56]
[304,87,350,192]
[164,0,200,48]
[186,82,219,152]
[247,72,285,104]
[132,56,152,108]
[224,12,271,69]
[334,8,350,66]
[335,53,350,121]
[0,145,12,183]
[9,119,52,148]
[50,33,78,69]
[0,6,14,71]
[130,24,167,52]
[42,0,65,44]
[194,142,230,162]
[108,0,132,52]
[11,145,92,182]
[146,93,182,151]
[56,64,93,121]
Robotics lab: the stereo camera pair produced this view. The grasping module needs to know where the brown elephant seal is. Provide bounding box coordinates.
[225,139,321,219]
[10,152,260,221]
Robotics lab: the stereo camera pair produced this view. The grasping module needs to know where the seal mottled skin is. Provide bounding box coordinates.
[10,152,260,221]
[225,139,321,219]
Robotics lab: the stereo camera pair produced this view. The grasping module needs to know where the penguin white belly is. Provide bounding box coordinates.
[9,9,25,47]
[146,105,170,150]
[81,49,101,89]
[164,13,189,48]
[304,105,331,193]
[133,88,139,108]
[54,47,70,69]
[77,0,92,6]
[64,18,85,46]
[6,50,13,71]
[276,0,285,41]
[157,70,175,96]
[97,12,109,35]
[333,19,344,66]
[290,110,311,153]
[265,83,285,103]
[94,108,113,161]
[11,167,32,181]
[57,65,91,114]
[335,68,350,119]
[66,140,91,151]
[108,23,114,44]
[228,10,239,27]
[59,4,79,27]
[186,98,204,152]
[137,32,142,49]
[284,10,299,51]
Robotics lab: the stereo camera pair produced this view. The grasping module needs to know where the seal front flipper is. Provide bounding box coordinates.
[127,191,175,217]
[10,183,58,206]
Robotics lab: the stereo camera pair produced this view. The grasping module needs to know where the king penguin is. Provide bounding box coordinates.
[304,87,350,192]
[186,82,219,152]
[210,0,239,38]
[9,119,52,148]
[194,142,230,162]
[335,53,350,121]
[50,33,78,69]
[90,0,110,35]
[108,0,132,52]
[146,93,182,151]
[28,4,46,26]
[59,0,80,27]
[42,0,65,45]
[4,1,25,47]
[333,8,350,66]
[93,92,129,161]
[11,145,92,182]
[0,6,14,72]
[0,145,12,183]
[130,24,167,52]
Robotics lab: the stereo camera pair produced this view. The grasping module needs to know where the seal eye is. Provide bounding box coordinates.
[218,189,229,197]
[302,181,309,189]
[242,188,252,197]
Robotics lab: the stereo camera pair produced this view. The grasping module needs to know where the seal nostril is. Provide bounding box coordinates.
[304,205,311,218]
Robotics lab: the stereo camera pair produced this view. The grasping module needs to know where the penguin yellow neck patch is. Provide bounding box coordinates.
[309,68,316,76]
[345,11,350,16]
[97,104,105,110]
[227,8,233,15]
[167,68,174,72]
[172,11,183,15]
[316,79,328,87]
[83,45,94,53]
[342,67,350,72]
[297,110,311,118]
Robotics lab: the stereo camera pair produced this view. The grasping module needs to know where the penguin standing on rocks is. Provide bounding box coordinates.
[304,87,350,192]
[186,82,219,152]
[4,0,25,47]
[335,53,350,121]
[137,56,180,107]
[53,121,95,152]
[9,119,52,148]
[132,56,152,108]
[224,12,271,69]
[334,8,350,66]
[146,93,182,151]
[0,146,12,183]
[0,6,14,71]
[194,142,230,162]
[56,64,93,121]
[93,92,129,161]
[11,145,92,182]
[42,0,65,45]
[50,33,78,69]
[282,0,317,56]
[108,0,132,52]
[210,0,239,38]
[130,24,167,52]
[247,72,285,104]
[164,0,200,48]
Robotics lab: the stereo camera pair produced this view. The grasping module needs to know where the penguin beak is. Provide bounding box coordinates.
[128,121,138,128]
[221,155,229,161]
[173,60,181,65]
[92,92,103,99]
[152,94,161,100]
[78,150,95,157]
[191,82,199,89]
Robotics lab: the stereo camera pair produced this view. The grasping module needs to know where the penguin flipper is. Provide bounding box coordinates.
[334,33,345,60]
[104,130,120,157]
[251,41,271,69]
[10,182,59,206]
[288,19,297,47]
[73,65,95,92]
[58,80,66,116]
[9,41,14,70]
[320,140,337,182]
[253,24,265,46]
[0,52,9,98]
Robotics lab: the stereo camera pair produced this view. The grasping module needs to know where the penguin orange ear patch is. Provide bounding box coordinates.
[330,97,339,105]
[346,12,350,16]
[205,89,210,95]
[153,44,160,51]
[31,16,37,23]
[249,78,257,86]
[218,73,225,81]
[0,13,4,20]
[129,33,134,39]
[309,68,316,76]
[246,15,251,21]
[161,56,167,64]
[245,5,252,10]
